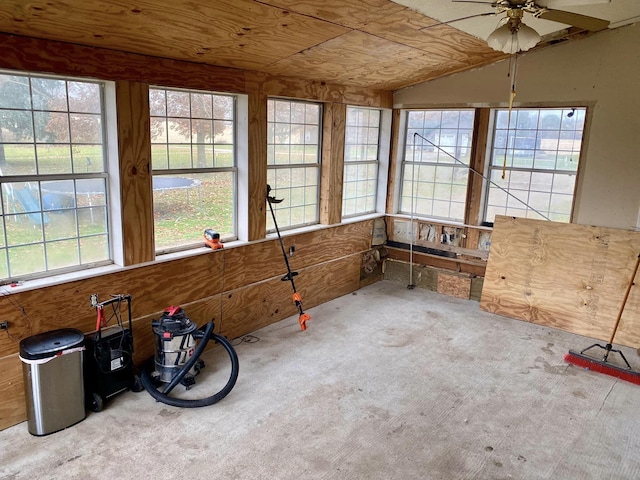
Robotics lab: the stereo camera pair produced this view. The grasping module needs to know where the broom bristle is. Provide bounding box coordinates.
[565,351,640,386]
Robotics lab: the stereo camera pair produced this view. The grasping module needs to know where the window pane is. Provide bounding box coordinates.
[68,82,100,114]
[0,74,109,281]
[402,109,474,221]
[342,107,380,218]
[150,86,237,251]
[153,172,234,251]
[485,107,585,223]
[267,99,321,230]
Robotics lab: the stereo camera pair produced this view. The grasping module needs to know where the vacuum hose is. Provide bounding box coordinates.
[141,322,239,408]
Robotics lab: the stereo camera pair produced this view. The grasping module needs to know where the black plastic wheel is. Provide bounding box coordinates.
[131,374,144,392]
[89,392,104,412]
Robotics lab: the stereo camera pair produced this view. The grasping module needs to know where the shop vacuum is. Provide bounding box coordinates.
[141,305,239,407]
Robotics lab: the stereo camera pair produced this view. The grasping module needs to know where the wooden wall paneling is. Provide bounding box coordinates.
[224,220,373,291]
[221,254,361,339]
[116,80,154,265]
[321,103,346,225]
[0,252,225,357]
[481,216,640,347]
[386,109,402,214]
[463,108,490,249]
[0,354,25,432]
[282,221,372,268]
[248,92,268,241]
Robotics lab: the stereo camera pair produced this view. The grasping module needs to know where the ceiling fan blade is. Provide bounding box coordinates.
[538,9,610,31]
[419,11,498,31]
[539,0,610,7]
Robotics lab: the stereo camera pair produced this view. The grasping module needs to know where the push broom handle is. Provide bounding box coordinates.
[609,253,640,345]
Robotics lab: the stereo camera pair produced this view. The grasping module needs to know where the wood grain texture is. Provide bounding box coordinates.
[480,216,640,347]
[245,71,392,108]
[0,354,25,432]
[221,254,361,339]
[259,0,406,29]
[0,0,563,91]
[464,108,490,227]
[386,109,402,214]
[248,93,268,241]
[117,80,154,265]
[224,221,373,291]
[0,252,226,357]
[437,273,472,300]
[0,219,371,430]
[0,33,247,93]
[0,0,348,71]
[0,34,390,107]
[386,247,487,276]
[320,103,346,225]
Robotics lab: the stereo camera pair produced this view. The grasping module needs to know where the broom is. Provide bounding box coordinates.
[564,253,640,385]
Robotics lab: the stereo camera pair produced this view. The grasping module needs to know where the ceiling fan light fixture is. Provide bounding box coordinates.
[487,21,541,54]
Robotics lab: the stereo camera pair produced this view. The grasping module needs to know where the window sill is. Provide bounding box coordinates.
[3,215,386,295]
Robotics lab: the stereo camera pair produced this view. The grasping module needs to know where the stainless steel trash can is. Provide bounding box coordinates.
[19,328,86,436]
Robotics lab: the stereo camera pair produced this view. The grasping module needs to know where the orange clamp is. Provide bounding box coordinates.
[299,313,311,331]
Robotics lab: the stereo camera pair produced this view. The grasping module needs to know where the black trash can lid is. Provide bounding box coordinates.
[20,328,85,360]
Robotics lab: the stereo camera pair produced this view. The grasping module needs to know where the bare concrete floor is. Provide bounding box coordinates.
[2,280,640,480]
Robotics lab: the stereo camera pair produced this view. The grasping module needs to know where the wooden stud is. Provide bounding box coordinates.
[116,80,154,265]
[385,109,402,214]
[464,108,491,230]
[320,103,346,225]
[248,93,268,241]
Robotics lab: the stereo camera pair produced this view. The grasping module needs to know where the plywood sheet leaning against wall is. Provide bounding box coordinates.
[480,215,640,347]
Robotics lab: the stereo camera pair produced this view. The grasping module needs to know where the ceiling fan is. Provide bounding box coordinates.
[447,0,612,53]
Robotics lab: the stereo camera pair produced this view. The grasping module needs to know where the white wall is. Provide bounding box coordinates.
[394,23,640,230]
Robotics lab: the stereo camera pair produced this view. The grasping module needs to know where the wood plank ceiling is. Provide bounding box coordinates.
[0,0,510,90]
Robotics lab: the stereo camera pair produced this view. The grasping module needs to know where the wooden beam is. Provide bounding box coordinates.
[0,34,391,107]
[386,109,402,214]
[464,108,490,227]
[248,93,268,241]
[320,103,346,225]
[386,246,486,276]
[116,80,154,265]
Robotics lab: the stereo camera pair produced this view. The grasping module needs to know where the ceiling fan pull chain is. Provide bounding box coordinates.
[503,53,519,180]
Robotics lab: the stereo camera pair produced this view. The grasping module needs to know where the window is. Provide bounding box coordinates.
[342,107,381,218]
[150,87,236,252]
[485,107,585,223]
[0,72,110,281]
[401,110,475,222]
[267,98,321,231]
